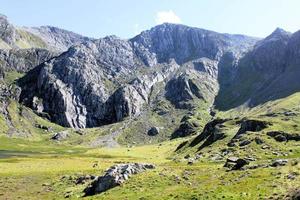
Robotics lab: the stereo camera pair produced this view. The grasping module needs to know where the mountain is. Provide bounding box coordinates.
[18,23,258,129]
[215,27,300,110]
[23,26,92,52]
[1,13,300,142]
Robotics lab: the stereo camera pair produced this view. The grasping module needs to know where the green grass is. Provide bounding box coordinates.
[3,70,24,85]
[1,83,300,199]
[0,136,299,199]
[15,29,48,49]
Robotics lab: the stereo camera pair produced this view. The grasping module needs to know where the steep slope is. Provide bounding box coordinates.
[0,48,58,73]
[215,28,299,110]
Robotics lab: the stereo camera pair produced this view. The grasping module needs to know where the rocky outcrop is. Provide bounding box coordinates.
[235,119,269,137]
[0,67,4,79]
[0,48,57,73]
[189,118,228,148]
[171,120,198,139]
[165,75,203,109]
[270,159,288,167]
[84,163,155,196]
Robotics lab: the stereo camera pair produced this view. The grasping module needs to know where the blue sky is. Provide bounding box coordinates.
[1,0,300,39]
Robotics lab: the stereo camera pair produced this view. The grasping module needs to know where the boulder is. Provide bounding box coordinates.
[270,159,288,167]
[239,140,251,147]
[147,127,159,136]
[84,163,155,196]
[224,157,249,170]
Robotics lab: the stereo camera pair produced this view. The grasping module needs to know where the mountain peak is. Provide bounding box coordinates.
[270,27,290,37]
[265,27,291,41]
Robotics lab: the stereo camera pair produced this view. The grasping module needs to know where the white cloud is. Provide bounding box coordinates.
[155,10,182,25]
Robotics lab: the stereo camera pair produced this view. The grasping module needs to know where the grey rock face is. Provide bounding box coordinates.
[19,38,179,128]
[84,163,155,196]
[0,48,57,73]
[23,26,92,52]
[215,27,300,110]
[165,75,203,109]
[19,23,258,129]
[131,23,257,66]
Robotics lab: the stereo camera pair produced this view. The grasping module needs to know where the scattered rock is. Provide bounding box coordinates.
[267,131,300,142]
[83,163,155,196]
[261,145,270,150]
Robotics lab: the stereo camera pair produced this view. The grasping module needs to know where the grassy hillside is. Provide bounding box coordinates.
[0,72,300,199]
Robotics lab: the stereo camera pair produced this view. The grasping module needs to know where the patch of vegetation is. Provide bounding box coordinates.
[3,70,24,85]
[15,29,48,49]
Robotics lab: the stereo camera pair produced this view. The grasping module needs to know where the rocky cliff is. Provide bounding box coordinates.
[215,27,300,110]
[18,23,258,128]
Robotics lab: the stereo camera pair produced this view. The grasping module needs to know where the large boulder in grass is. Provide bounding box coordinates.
[84,163,155,196]
[224,157,249,170]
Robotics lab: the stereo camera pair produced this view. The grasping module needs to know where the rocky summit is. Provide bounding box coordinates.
[1,11,300,200]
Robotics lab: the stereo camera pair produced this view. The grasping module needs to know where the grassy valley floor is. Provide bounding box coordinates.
[0,136,300,200]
